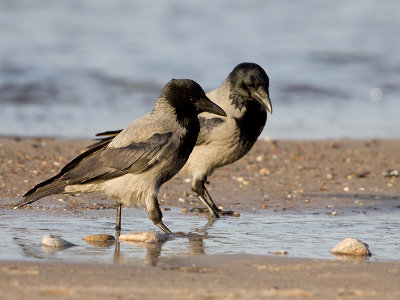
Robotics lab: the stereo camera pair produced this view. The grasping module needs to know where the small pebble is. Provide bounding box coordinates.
[41,234,75,247]
[232,211,240,217]
[272,250,288,255]
[236,177,244,182]
[84,234,115,242]
[182,208,188,213]
[119,231,170,243]
[178,198,185,202]
[255,155,263,162]
[343,187,350,192]
[383,169,399,178]
[357,171,370,178]
[190,207,209,214]
[330,238,371,256]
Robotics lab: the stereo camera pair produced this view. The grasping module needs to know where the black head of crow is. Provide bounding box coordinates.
[228,62,272,114]
[159,79,226,126]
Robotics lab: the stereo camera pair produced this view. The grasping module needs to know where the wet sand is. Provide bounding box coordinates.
[1,137,400,299]
[1,255,400,299]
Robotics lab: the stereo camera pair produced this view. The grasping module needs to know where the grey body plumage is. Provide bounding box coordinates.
[15,79,226,233]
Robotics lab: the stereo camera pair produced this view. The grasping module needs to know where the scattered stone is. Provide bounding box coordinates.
[330,238,371,256]
[41,234,75,247]
[84,234,115,242]
[84,234,115,247]
[272,250,288,255]
[292,189,303,195]
[178,198,185,202]
[383,169,399,178]
[255,155,263,162]
[119,231,170,243]
[190,207,209,214]
[182,208,189,213]
[220,211,240,217]
[357,171,370,178]
[343,187,350,192]
[326,173,333,180]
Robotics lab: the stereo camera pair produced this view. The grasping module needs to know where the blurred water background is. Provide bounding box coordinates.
[1,0,399,139]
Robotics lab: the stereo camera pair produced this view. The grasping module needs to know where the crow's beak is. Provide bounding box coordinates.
[197,96,227,117]
[252,87,272,114]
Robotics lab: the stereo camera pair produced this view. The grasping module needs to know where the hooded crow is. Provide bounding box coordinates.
[14,79,226,233]
[92,63,272,218]
[181,62,272,217]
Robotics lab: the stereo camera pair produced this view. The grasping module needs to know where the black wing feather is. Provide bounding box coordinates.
[87,130,122,149]
[63,132,172,184]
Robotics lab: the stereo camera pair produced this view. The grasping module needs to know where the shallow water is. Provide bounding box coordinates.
[1,1,400,139]
[1,208,399,265]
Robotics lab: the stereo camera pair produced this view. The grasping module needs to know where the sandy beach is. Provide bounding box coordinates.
[0,137,399,299]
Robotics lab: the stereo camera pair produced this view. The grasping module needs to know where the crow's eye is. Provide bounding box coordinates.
[246,82,256,88]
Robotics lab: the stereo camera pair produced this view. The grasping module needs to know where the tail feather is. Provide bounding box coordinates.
[14,178,67,208]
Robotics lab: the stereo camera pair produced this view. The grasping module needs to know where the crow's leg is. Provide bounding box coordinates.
[146,195,172,234]
[203,184,221,212]
[192,178,220,218]
[203,184,238,216]
[115,203,122,231]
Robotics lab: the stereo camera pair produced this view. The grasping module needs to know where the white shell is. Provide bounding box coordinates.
[41,234,75,247]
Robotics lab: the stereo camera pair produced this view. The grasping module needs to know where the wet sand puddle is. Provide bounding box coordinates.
[0,208,399,265]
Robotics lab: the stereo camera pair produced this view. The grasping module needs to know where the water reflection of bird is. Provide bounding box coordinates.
[14,79,226,233]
